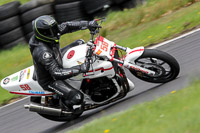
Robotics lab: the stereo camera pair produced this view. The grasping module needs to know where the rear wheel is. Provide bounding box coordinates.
[129,49,180,83]
[38,112,82,122]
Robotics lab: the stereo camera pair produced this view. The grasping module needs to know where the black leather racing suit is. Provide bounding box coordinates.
[29,21,89,107]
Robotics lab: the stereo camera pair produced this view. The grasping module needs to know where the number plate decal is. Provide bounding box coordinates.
[19,84,32,90]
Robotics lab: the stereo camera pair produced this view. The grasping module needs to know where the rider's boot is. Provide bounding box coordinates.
[62,93,84,115]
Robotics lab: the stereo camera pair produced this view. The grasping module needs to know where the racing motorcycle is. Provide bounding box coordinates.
[0,18,180,121]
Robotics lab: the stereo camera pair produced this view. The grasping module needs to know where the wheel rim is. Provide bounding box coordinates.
[135,57,174,81]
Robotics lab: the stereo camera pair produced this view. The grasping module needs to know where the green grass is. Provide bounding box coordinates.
[1,0,200,105]
[68,80,200,133]
[0,44,32,105]
[0,0,30,5]
[60,0,200,48]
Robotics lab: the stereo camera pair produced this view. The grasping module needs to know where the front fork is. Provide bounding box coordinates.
[110,45,156,76]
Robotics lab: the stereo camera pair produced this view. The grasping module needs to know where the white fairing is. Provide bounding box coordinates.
[62,44,87,68]
[0,43,116,96]
[1,37,140,96]
[62,43,115,89]
[0,66,53,96]
[124,46,144,63]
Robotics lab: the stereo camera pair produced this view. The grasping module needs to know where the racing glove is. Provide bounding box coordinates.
[79,61,90,73]
[88,20,99,31]
[71,61,90,75]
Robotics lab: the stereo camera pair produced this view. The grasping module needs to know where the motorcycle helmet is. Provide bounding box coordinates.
[32,15,60,43]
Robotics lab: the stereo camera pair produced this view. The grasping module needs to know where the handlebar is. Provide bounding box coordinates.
[89,17,106,41]
[85,17,112,72]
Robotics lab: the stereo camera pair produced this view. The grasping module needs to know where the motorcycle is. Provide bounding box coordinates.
[0,18,180,121]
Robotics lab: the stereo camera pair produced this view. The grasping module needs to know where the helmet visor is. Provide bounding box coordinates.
[51,24,60,38]
[37,24,60,39]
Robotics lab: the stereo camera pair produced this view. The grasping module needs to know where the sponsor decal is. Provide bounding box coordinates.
[11,76,18,82]
[19,69,26,82]
[29,91,45,94]
[129,66,149,74]
[3,78,10,85]
[96,49,102,55]
[27,69,30,79]
[67,50,75,59]
[77,61,83,65]
[43,52,52,59]
[100,41,109,52]
[19,84,31,90]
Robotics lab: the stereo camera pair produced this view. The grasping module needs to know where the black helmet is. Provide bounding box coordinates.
[32,15,60,43]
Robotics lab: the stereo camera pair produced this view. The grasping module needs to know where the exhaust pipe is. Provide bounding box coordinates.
[24,103,72,116]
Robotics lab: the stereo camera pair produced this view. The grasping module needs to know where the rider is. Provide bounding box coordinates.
[29,15,98,112]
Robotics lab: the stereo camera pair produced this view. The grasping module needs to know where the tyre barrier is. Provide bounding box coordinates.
[20,4,53,24]
[19,0,54,14]
[112,0,127,4]
[54,0,80,5]
[90,5,121,18]
[0,37,26,49]
[0,1,20,21]
[82,0,113,14]
[0,1,26,49]
[0,16,21,35]
[0,0,144,50]
[121,0,137,9]
[19,0,54,42]
[0,27,26,49]
[54,1,89,23]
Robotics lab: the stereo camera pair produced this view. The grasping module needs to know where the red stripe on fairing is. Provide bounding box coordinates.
[94,37,98,44]
[129,49,144,54]
[98,36,104,42]
[94,36,104,44]
[10,91,55,96]
[88,66,113,73]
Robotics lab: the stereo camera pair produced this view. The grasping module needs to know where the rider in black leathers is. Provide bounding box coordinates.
[29,15,98,111]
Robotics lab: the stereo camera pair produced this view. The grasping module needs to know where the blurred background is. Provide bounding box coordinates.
[0,0,145,49]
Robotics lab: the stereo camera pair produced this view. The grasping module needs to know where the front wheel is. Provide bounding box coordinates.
[129,49,180,83]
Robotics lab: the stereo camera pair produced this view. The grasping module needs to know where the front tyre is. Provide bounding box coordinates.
[129,49,180,83]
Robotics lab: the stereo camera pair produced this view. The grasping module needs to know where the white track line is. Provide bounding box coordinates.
[149,28,200,49]
[0,97,29,110]
[1,28,200,110]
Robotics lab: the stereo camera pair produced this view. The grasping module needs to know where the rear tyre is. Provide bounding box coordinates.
[38,112,82,122]
[129,49,180,83]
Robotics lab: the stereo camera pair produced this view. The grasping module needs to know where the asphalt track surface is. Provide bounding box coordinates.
[1,29,200,133]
